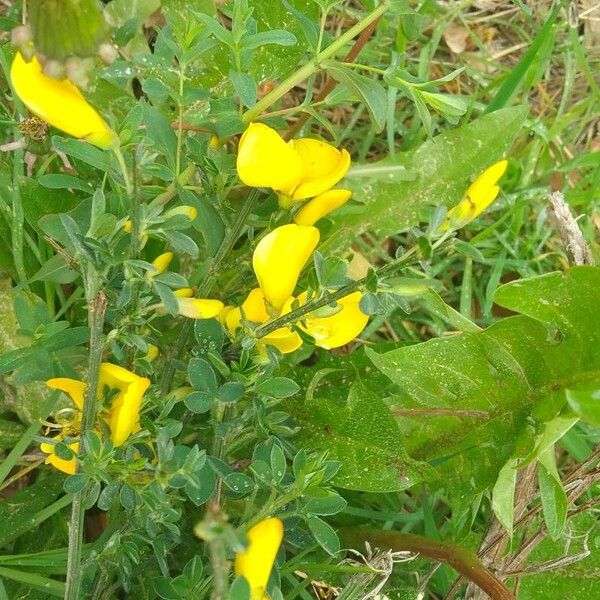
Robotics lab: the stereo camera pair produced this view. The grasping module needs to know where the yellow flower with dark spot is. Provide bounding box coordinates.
[235,517,284,600]
[293,291,369,349]
[294,189,352,226]
[10,52,118,149]
[440,160,508,231]
[253,224,319,311]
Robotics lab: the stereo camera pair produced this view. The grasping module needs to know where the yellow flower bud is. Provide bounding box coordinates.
[253,224,320,311]
[285,138,351,202]
[123,219,132,233]
[440,160,508,231]
[151,252,174,276]
[237,123,303,192]
[144,344,159,362]
[235,517,284,600]
[10,52,118,149]
[174,288,194,298]
[209,134,221,149]
[177,298,224,319]
[293,189,352,226]
[164,205,198,221]
[296,291,369,349]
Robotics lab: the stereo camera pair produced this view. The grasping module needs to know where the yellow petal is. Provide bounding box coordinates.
[235,517,284,600]
[98,363,151,447]
[10,52,118,149]
[237,123,303,192]
[46,377,85,410]
[123,219,132,233]
[241,288,270,323]
[253,224,320,311]
[294,189,352,226]
[151,251,174,275]
[286,138,351,201]
[41,437,79,475]
[262,327,303,354]
[177,298,225,319]
[298,291,368,349]
[174,288,194,298]
[441,160,508,230]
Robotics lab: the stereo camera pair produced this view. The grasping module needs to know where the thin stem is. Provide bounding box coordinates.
[64,290,107,600]
[254,247,418,339]
[242,1,390,124]
[112,146,133,198]
[175,65,186,177]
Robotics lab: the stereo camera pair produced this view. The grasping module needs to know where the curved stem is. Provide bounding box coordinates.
[340,528,515,600]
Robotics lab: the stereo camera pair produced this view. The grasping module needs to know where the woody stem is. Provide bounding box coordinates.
[64,284,106,600]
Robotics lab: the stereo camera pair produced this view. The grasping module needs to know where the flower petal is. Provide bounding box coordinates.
[46,377,85,410]
[40,437,79,475]
[237,123,303,192]
[10,52,118,149]
[253,224,319,311]
[235,517,284,600]
[98,363,151,447]
[293,189,352,226]
[287,138,351,201]
[298,291,369,349]
[151,251,174,275]
[177,298,225,319]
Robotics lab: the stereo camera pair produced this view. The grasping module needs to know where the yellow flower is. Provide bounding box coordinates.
[237,123,303,192]
[235,517,284,600]
[43,363,151,472]
[236,123,351,207]
[40,436,79,475]
[284,138,351,203]
[439,160,508,231]
[293,189,352,226]
[225,289,302,355]
[143,344,159,362]
[151,252,174,276]
[176,297,224,319]
[174,288,194,298]
[253,224,320,311]
[294,291,369,349]
[164,205,198,221]
[10,52,118,149]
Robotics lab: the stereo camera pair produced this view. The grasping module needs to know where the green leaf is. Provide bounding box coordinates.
[325,63,387,131]
[566,388,600,425]
[285,379,428,492]
[240,30,297,49]
[255,377,300,398]
[230,70,257,108]
[184,391,214,414]
[366,267,600,504]
[188,357,218,393]
[38,174,95,193]
[491,458,517,536]
[332,106,527,250]
[142,103,178,169]
[228,576,251,600]
[51,137,110,171]
[537,448,567,540]
[306,515,340,556]
[30,254,79,285]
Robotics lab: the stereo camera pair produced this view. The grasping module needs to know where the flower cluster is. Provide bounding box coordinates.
[223,124,369,353]
[42,363,150,474]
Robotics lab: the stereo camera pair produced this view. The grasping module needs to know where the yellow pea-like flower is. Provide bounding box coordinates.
[253,224,320,311]
[151,252,174,276]
[285,138,351,202]
[10,52,118,149]
[176,297,224,320]
[43,363,151,472]
[293,189,352,226]
[235,517,284,600]
[295,291,369,349]
[225,289,302,355]
[237,123,303,192]
[440,160,508,231]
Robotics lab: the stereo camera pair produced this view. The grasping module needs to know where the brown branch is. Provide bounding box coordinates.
[340,528,515,600]
[283,14,383,140]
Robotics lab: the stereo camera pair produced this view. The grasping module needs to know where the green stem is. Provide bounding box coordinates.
[112,146,133,198]
[241,1,390,123]
[254,246,417,339]
[64,289,106,600]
